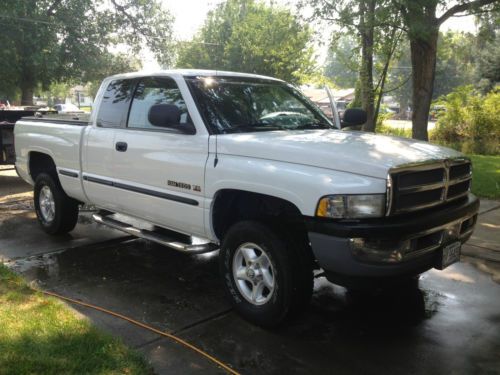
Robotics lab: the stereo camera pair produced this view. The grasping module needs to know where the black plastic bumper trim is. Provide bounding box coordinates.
[82,175,198,206]
[305,193,479,238]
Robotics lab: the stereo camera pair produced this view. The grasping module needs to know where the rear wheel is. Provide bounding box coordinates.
[34,173,79,234]
[220,220,313,327]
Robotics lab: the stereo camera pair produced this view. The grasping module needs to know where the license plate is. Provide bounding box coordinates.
[439,241,461,269]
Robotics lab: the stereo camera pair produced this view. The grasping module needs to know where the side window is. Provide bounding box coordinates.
[97,79,135,128]
[127,77,191,130]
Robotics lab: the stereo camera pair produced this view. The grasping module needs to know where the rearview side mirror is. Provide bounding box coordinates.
[341,108,367,128]
[148,104,195,134]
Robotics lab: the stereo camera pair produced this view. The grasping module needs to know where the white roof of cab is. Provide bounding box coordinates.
[105,69,284,82]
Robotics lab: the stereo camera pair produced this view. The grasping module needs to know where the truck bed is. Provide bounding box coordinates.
[14,117,88,203]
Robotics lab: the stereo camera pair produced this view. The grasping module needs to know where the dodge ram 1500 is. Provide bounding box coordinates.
[15,70,479,326]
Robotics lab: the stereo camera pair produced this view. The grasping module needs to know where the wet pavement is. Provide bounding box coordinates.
[4,235,500,374]
[1,168,500,374]
[0,167,126,261]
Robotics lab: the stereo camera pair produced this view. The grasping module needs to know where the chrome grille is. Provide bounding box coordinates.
[388,159,472,215]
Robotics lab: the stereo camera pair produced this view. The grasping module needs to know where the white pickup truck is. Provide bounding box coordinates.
[15,70,479,326]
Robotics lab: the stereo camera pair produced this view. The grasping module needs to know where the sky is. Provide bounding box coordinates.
[141,0,478,70]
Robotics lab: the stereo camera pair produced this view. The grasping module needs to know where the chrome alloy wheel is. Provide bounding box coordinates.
[232,242,275,305]
[39,185,55,223]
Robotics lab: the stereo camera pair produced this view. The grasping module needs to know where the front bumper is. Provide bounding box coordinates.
[305,194,479,286]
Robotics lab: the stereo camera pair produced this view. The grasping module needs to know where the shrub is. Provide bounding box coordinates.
[431,86,500,155]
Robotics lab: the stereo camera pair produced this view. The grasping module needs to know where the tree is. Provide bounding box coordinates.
[0,0,174,105]
[358,0,376,131]
[385,40,412,119]
[85,54,143,99]
[175,0,315,83]
[475,10,500,92]
[434,31,476,99]
[324,35,360,88]
[36,53,142,105]
[396,0,499,141]
[304,0,402,132]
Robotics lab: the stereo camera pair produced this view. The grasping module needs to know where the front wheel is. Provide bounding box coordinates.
[220,221,313,327]
[34,173,79,235]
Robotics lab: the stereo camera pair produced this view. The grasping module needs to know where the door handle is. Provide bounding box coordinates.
[115,142,128,152]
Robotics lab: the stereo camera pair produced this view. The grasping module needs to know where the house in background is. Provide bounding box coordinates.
[301,86,355,119]
[68,85,93,108]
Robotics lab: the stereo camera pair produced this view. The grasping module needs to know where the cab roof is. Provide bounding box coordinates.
[106,69,284,83]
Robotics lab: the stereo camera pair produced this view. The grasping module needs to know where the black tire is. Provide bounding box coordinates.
[34,173,79,235]
[220,220,313,327]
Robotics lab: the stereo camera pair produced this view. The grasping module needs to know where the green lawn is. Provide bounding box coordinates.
[470,155,500,200]
[0,264,151,375]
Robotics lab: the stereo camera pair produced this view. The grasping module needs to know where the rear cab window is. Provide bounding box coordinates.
[97,79,136,128]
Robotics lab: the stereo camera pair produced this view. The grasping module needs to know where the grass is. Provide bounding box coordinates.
[469,155,500,200]
[377,124,413,138]
[0,264,151,375]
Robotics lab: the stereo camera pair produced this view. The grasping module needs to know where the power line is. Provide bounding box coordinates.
[0,15,56,25]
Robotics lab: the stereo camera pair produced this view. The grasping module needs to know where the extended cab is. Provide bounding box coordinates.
[15,70,479,326]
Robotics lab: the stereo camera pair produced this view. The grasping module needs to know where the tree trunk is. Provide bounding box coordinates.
[359,0,375,132]
[373,65,388,128]
[21,85,34,106]
[374,28,400,128]
[19,65,35,106]
[410,29,439,141]
[400,94,409,120]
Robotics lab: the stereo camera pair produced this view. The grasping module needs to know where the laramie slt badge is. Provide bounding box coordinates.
[168,180,201,192]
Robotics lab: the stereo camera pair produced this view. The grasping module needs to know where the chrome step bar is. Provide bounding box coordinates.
[92,212,218,254]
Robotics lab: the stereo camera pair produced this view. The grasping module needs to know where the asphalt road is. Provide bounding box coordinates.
[1,168,499,375]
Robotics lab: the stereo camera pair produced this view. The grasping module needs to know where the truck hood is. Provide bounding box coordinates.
[216,129,463,179]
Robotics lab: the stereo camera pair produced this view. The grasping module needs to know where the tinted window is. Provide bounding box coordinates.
[127,77,191,130]
[97,79,135,128]
[186,77,332,134]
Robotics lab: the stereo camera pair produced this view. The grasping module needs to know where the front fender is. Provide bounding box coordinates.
[205,154,386,217]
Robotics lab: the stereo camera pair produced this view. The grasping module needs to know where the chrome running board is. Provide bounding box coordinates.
[92,212,218,254]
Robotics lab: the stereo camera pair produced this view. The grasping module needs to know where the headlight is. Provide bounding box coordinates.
[316,194,386,219]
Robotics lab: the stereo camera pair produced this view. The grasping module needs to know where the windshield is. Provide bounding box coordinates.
[186,76,333,134]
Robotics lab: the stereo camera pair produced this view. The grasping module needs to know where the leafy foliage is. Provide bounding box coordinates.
[175,0,314,83]
[434,31,476,99]
[431,85,500,155]
[0,0,174,104]
[475,11,500,93]
[324,35,360,88]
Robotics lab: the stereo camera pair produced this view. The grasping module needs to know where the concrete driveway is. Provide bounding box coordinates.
[1,166,499,374]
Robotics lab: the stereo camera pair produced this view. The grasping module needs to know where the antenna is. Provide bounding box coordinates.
[214,134,219,167]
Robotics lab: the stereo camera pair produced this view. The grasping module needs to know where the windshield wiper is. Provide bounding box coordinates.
[294,122,332,130]
[225,123,283,133]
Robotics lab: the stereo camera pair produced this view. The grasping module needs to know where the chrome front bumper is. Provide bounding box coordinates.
[306,194,479,283]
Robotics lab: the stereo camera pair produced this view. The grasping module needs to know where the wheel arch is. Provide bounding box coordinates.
[211,189,309,244]
[28,151,58,182]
